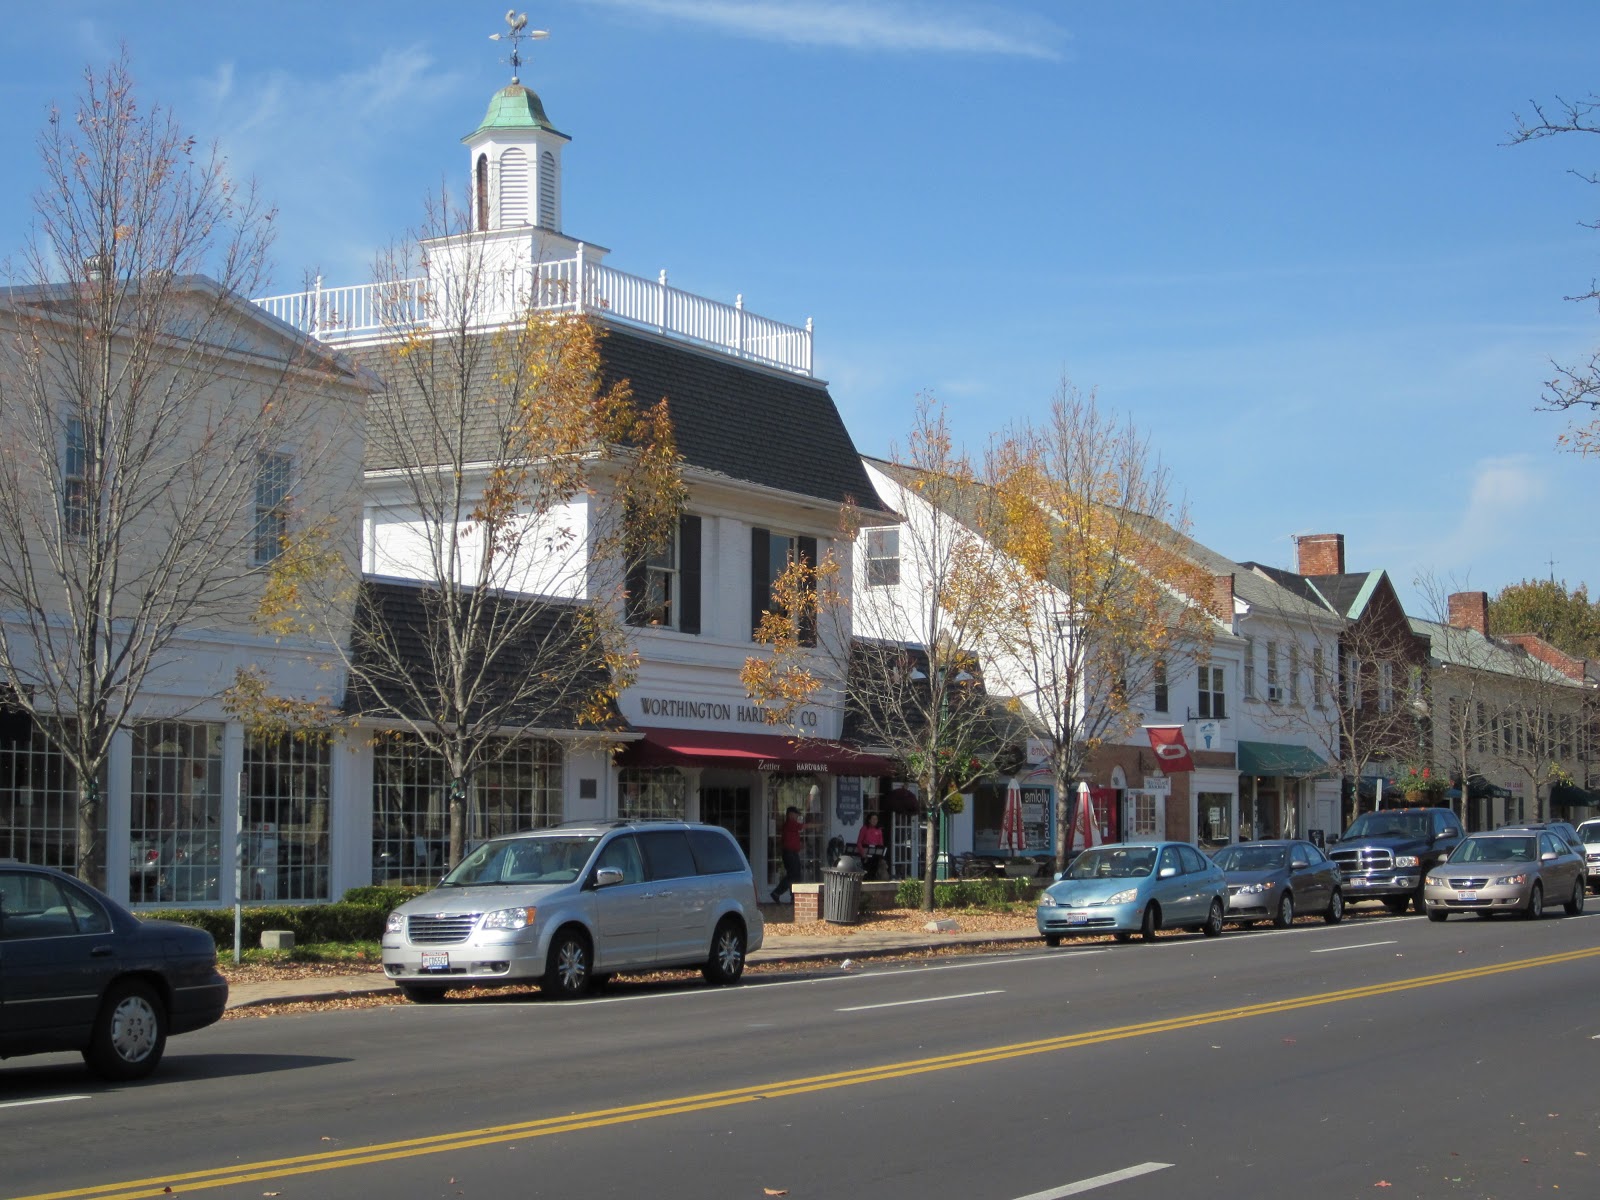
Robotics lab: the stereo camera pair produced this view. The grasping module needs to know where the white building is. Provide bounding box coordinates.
[264,63,896,898]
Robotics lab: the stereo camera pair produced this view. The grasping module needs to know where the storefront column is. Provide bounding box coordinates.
[331,738,373,898]
[221,722,244,907]
[104,727,133,905]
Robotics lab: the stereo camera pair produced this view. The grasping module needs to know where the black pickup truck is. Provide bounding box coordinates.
[1328,807,1465,914]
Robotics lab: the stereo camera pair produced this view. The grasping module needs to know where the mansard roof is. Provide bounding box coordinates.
[597,323,890,513]
[358,318,891,516]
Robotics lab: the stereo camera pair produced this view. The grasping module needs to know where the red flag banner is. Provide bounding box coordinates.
[1144,725,1194,773]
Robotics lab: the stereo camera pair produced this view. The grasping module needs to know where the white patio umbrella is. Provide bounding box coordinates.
[1072,782,1105,854]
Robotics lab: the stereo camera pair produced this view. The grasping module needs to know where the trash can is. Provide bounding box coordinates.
[822,867,865,924]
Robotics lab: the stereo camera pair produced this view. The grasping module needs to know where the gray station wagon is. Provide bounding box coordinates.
[381,820,765,1001]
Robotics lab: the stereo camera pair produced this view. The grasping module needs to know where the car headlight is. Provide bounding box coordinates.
[1037,893,1058,907]
[1235,881,1275,895]
[1105,888,1138,906]
[482,906,538,931]
[1393,855,1420,868]
[385,911,406,934]
[1493,873,1528,887]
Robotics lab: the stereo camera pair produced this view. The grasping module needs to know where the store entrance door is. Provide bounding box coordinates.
[701,786,752,861]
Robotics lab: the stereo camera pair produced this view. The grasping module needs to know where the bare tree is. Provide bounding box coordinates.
[979,383,1216,871]
[267,189,684,870]
[0,55,354,887]
[1510,95,1600,454]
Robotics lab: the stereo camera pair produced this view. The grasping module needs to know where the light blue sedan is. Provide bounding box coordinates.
[1037,841,1227,945]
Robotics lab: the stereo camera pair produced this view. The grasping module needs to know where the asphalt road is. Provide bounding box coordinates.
[5,907,1600,1200]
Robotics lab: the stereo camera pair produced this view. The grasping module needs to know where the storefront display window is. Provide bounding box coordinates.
[371,734,562,884]
[618,768,686,820]
[245,732,332,902]
[130,721,223,903]
[0,712,79,874]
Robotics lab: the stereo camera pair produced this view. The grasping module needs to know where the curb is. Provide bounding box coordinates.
[224,934,1043,1008]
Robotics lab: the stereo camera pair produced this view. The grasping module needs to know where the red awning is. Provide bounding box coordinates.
[617,727,894,776]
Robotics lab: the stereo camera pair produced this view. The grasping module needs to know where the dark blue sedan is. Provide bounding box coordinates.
[0,860,228,1080]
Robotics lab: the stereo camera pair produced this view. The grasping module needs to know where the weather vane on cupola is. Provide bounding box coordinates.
[489,10,548,85]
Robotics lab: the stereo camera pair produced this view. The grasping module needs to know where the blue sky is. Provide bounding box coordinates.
[1,1,1596,613]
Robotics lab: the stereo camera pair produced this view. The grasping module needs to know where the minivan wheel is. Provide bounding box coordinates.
[1202,898,1225,937]
[1273,892,1295,929]
[83,981,167,1081]
[543,929,593,999]
[703,918,747,986]
[1325,890,1345,924]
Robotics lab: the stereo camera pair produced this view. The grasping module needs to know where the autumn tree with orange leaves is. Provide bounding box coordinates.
[977,382,1217,872]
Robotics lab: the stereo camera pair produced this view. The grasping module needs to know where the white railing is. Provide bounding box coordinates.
[254,250,813,377]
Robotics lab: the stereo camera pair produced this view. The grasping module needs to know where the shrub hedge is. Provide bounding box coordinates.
[892,877,1037,909]
[143,885,431,948]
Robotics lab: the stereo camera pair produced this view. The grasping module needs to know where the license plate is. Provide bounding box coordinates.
[1065,912,1089,925]
[1456,891,1477,902]
[420,951,450,972]
[1350,877,1367,886]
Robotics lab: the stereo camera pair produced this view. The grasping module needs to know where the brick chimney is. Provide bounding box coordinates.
[1295,533,1345,577]
[1210,573,1235,622]
[1447,591,1489,635]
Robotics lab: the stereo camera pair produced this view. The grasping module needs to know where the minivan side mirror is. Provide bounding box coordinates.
[594,866,625,888]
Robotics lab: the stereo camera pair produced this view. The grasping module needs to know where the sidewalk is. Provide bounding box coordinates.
[224,920,1041,1009]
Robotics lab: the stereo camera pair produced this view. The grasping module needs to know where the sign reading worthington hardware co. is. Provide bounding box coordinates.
[634,695,821,728]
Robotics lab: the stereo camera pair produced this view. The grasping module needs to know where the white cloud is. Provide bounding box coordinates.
[1421,454,1551,576]
[577,0,1064,59]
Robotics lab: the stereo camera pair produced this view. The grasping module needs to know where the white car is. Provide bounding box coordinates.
[381,821,764,1001]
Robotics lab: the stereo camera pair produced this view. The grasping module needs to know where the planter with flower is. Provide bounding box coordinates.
[1392,765,1444,804]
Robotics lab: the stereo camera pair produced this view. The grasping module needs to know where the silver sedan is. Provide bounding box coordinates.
[1423,830,1586,921]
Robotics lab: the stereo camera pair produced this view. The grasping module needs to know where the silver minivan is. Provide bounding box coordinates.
[381,821,764,1001]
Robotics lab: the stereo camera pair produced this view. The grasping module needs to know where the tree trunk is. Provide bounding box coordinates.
[76,780,106,890]
[448,779,467,870]
[920,770,940,911]
[1054,782,1079,876]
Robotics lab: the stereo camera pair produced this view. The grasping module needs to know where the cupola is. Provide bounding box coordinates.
[464,80,569,234]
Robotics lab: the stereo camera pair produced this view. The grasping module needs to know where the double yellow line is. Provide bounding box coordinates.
[17,945,1600,1200]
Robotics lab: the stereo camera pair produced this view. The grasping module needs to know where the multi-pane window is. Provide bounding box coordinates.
[0,713,80,874]
[1242,637,1256,700]
[865,527,900,587]
[618,768,687,819]
[63,417,88,537]
[253,452,292,564]
[243,731,331,902]
[1344,654,1362,710]
[129,722,223,904]
[1197,665,1227,720]
[1288,644,1301,704]
[1151,662,1169,714]
[1312,647,1325,709]
[371,734,561,884]
[765,774,822,891]
[1265,640,1281,702]
[1378,661,1394,714]
[640,524,679,628]
[751,528,816,645]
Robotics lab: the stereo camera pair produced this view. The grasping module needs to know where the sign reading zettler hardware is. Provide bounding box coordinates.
[1144,725,1195,773]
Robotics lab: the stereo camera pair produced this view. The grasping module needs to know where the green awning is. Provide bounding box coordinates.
[1550,783,1600,809]
[1237,740,1329,777]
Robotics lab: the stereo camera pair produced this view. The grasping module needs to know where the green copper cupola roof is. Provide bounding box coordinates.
[462,82,569,142]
